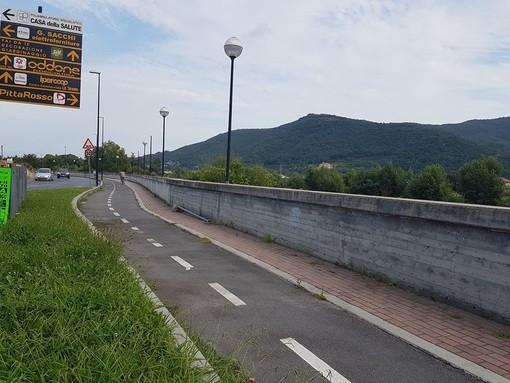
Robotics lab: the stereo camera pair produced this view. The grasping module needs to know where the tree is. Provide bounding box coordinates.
[282,174,306,189]
[17,154,40,170]
[344,168,380,195]
[377,162,409,197]
[405,164,462,202]
[345,163,410,197]
[304,167,345,192]
[102,141,128,173]
[454,156,504,205]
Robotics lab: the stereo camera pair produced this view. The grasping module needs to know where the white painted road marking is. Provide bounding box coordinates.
[109,207,115,211]
[131,227,140,231]
[113,212,120,217]
[147,238,163,248]
[121,218,129,223]
[171,256,194,270]
[209,283,246,306]
[280,338,350,383]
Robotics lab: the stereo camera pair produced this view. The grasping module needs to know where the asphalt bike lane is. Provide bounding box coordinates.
[80,180,485,383]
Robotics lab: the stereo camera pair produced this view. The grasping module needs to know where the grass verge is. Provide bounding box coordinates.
[0,188,243,382]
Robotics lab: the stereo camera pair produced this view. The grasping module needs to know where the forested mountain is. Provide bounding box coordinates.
[161,114,510,175]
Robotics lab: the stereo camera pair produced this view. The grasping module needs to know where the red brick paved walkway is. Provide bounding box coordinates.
[126,180,510,383]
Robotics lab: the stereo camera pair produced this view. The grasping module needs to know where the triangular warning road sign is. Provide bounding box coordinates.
[82,138,95,149]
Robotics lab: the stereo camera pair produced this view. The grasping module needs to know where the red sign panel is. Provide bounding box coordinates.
[82,138,94,149]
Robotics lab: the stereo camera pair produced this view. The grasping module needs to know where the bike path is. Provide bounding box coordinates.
[81,179,510,383]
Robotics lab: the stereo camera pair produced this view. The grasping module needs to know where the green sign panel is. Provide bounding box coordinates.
[0,167,11,224]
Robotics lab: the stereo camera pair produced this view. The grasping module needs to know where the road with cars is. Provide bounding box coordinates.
[27,173,97,190]
[79,179,485,383]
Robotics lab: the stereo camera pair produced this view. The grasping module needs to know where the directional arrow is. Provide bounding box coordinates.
[0,71,13,83]
[0,55,12,66]
[68,94,79,106]
[67,50,80,62]
[2,9,14,21]
[2,24,15,37]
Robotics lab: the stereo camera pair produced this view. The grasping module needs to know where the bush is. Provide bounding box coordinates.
[304,167,345,192]
[345,163,410,197]
[406,164,462,202]
[454,156,504,205]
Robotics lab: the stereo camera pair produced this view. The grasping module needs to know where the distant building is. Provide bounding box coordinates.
[502,177,510,186]
[318,162,333,169]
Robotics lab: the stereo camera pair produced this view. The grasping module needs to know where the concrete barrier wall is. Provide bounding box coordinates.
[10,165,27,218]
[130,175,510,323]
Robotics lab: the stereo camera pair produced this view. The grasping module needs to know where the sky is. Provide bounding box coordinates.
[1,0,510,159]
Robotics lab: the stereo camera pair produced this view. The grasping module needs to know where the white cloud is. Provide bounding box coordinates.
[2,0,509,158]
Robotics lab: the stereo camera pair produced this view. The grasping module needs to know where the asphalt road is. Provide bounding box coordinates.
[28,174,98,190]
[80,179,484,383]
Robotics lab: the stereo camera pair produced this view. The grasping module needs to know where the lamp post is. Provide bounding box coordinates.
[223,37,243,183]
[142,141,147,174]
[159,107,169,176]
[149,135,153,175]
[90,70,101,186]
[99,116,105,179]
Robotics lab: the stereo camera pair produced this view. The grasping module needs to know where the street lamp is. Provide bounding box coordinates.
[100,116,105,180]
[90,70,101,186]
[159,107,169,176]
[149,135,153,175]
[224,37,243,183]
[142,141,147,174]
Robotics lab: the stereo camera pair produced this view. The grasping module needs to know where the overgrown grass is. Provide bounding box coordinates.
[0,188,242,382]
[493,331,510,340]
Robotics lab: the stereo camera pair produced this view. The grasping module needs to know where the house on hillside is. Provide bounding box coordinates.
[502,177,510,186]
[318,162,333,169]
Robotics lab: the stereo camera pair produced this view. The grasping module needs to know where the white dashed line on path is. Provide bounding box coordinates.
[113,212,120,216]
[147,238,163,247]
[171,256,194,270]
[121,218,129,223]
[280,338,350,383]
[209,283,246,306]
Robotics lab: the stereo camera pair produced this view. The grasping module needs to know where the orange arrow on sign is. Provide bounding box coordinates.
[68,94,79,106]
[82,138,95,149]
[0,72,13,83]
[0,55,12,66]
[67,51,80,62]
[2,24,15,37]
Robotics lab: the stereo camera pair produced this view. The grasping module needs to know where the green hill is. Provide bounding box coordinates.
[161,114,510,176]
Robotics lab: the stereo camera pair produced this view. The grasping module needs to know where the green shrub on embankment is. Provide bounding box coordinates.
[0,188,242,382]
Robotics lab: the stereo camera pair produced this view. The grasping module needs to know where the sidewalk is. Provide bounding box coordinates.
[126,180,510,383]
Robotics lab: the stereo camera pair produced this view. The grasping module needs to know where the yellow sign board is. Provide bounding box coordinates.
[0,7,83,108]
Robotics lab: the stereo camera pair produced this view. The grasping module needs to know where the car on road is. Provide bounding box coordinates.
[57,168,70,179]
[35,168,54,181]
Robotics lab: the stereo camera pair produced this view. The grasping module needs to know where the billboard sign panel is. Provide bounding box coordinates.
[0,167,11,224]
[0,7,83,108]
